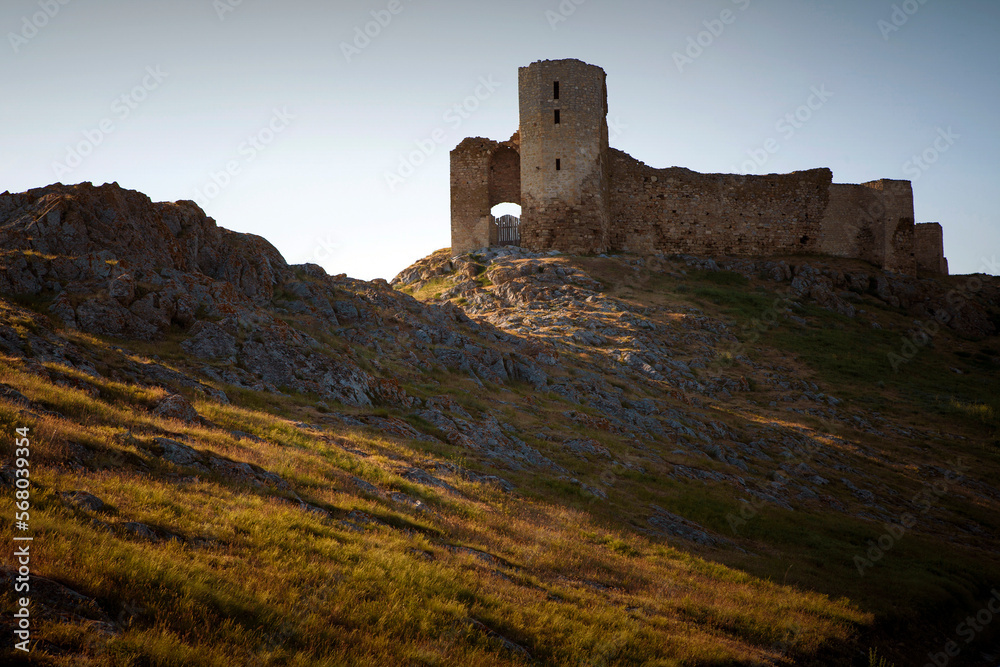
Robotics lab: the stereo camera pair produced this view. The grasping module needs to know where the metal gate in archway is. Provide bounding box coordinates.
[493,214,520,247]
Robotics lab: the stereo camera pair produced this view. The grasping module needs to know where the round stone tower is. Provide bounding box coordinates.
[518,59,611,254]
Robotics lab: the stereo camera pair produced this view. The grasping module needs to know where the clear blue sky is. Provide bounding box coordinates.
[2,0,997,279]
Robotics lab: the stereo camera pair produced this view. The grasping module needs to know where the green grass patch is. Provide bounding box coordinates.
[688,269,750,287]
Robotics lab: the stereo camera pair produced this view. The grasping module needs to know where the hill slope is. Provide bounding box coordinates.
[1,182,999,666]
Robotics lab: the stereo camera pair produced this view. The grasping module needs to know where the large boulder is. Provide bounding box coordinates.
[153,394,200,423]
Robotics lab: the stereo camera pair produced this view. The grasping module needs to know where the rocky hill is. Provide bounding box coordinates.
[1,182,999,666]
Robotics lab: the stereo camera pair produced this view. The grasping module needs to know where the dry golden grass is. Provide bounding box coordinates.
[0,354,870,666]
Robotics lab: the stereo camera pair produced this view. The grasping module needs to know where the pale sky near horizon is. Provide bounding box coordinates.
[1,0,998,279]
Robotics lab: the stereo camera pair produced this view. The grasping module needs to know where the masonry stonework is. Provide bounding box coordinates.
[608,152,831,257]
[450,59,948,275]
[450,135,520,255]
[518,59,611,255]
[915,223,949,275]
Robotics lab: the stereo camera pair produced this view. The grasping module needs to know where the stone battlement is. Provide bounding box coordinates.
[450,59,947,276]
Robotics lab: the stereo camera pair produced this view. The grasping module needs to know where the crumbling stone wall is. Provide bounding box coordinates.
[449,58,947,276]
[863,179,916,275]
[608,150,831,257]
[814,180,919,274]
[450,136,520,256]
[488,146,521,210]
[518,59,611,255]
[915,222,949,275]
[820,183,889,267]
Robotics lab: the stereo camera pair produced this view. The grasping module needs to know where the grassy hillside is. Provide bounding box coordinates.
[0,333,865,666]
[2,246,999,666]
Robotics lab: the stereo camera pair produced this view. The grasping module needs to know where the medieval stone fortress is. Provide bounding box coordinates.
[451,59,949,276]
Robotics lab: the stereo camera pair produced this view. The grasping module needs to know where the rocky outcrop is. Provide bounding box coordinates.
[0,183,571,409]
[0,182,287,302]
[0,182,287,345]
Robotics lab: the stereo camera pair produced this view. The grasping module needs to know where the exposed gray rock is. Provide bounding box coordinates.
[0,566,118,634]
[48,292,78,328]
[351,476,378,494]
[646,505,730,547]
[153,437,202,467]
[563,439,612,460]
[401,467,459,493]
[61,490,108,513]
[128,292,173,330]
[76,298,158,340]
[119,522,160,541]
[181,320,237,360]
[109,273,135,306]
[416,409,561,472]
[153,394,200,423]
[0,383,30,407]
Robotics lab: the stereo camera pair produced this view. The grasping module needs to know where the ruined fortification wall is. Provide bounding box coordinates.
[818,180,918,274]
[518,59,610,254]
[820,183,888,267]
[450,59,946,276]
[863,179,916,274]
[488,146,520,209]
[450,136,520,256]
[451,138,494,256]
[607,150,832,256]
[915,222,948,275]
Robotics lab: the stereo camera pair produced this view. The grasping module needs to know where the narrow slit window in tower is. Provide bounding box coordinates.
[556,159,561,171]
[554,81,559,100]
[554,109,560,124]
